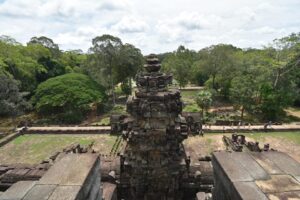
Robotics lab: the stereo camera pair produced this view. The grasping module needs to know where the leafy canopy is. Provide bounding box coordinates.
[32,73,106,123]
[0,74,31,117]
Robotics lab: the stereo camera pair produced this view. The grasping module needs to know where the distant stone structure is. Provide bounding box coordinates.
[111,54,210,199]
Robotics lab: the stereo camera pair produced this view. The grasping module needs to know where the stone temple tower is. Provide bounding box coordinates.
[117,54,190,199]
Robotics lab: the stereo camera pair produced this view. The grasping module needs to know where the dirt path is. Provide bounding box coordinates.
[20,124,300,134]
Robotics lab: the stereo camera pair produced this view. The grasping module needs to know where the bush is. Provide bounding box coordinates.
[32,73,106,123]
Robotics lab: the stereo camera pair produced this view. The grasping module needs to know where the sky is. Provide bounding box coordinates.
[0,0,299,54]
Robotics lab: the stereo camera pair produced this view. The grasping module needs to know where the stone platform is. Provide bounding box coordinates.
[212,151,300,200]
[0,154,101,200]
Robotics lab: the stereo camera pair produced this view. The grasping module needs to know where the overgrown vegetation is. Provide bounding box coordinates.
[0,32,299,124]
[0,34,143,124]
[162,33,300,121]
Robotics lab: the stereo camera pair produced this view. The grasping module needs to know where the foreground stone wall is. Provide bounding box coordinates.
[212,151,300,199]
[0,154,101,200]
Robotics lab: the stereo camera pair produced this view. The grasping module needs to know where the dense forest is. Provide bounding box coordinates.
[0,33,299,124]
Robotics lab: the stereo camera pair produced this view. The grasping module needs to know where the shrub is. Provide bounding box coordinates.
[32,73,106,123]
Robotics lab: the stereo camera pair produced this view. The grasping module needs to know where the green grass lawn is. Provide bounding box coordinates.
[180,90,199,99]
[243,131,300,145]
[180,90,201,112]
[0,134,117,164]
[186,131,300,162]
[204,131,300,145]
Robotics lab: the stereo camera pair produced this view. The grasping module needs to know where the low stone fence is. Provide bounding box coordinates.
[22,126,110,134]
[0,128,25,148]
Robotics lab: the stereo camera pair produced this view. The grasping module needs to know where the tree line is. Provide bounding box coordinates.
[0,34,143,123]
[0,33,299,123]
[162,33,300,120]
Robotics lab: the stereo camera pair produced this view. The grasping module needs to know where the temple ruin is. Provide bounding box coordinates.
[110,54,212,199]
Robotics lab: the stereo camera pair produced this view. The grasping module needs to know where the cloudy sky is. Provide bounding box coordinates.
[0,0,299,54]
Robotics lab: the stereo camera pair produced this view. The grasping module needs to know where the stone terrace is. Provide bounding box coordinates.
[0,154,101,200]
[212,151,300,199]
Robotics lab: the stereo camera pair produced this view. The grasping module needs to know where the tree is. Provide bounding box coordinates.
[0,75,31,125]
[121,81,131,96]
[28,36,59,50]
[265,33,300,89]
[60,50,87,71]
[117,43,144,94]
[0,40,44,93]
[32,73,106,124]
[196,90,212,119]
[36,56,65,82]
[230,75,257,120]
[28,36,61,58]
[255,33,300,119]
[162,46,197,88]
[87,34,123,105]
[0,35,21,45]
[194,44,240,98]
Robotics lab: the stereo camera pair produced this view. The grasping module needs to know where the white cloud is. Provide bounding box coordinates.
[112,16,148,33]
[156,12,221,44]
[0,0,299,54]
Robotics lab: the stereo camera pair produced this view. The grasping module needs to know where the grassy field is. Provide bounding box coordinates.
[180,90,201,112]
[184,131,300,163]
[180,90,199,99]
[0,134,117,165]
[0,131,299,165]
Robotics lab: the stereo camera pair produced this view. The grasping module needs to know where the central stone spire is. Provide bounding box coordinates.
[118,54,189,199]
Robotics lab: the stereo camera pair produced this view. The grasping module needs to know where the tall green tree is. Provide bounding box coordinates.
[162,45,197,88]
[0,40,44,93]
[193,44,240,98]
[117,43,144,94]
[28,36,61,58]
[87,34,123,105]
[196,90,212,119]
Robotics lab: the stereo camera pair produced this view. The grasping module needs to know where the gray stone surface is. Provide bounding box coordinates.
[294,175,300,183]
[39,154,98,185]
[231,152,270,180]
[212,151,300,200]
[0,181,36,200]
[82,158,100,198]
[232,182,268,200]
[262,151,300,176]
[89,172,101,200]
[47,186,82,200]
[256,175,300,193]
[0,154,101,200]
[213,152,253,182]
[267,191,300,199]
[23,184,56,200]
[250,152,283,174]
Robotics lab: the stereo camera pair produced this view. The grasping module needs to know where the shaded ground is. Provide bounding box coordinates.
[0,134,117,165]
[184,131,300,163]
